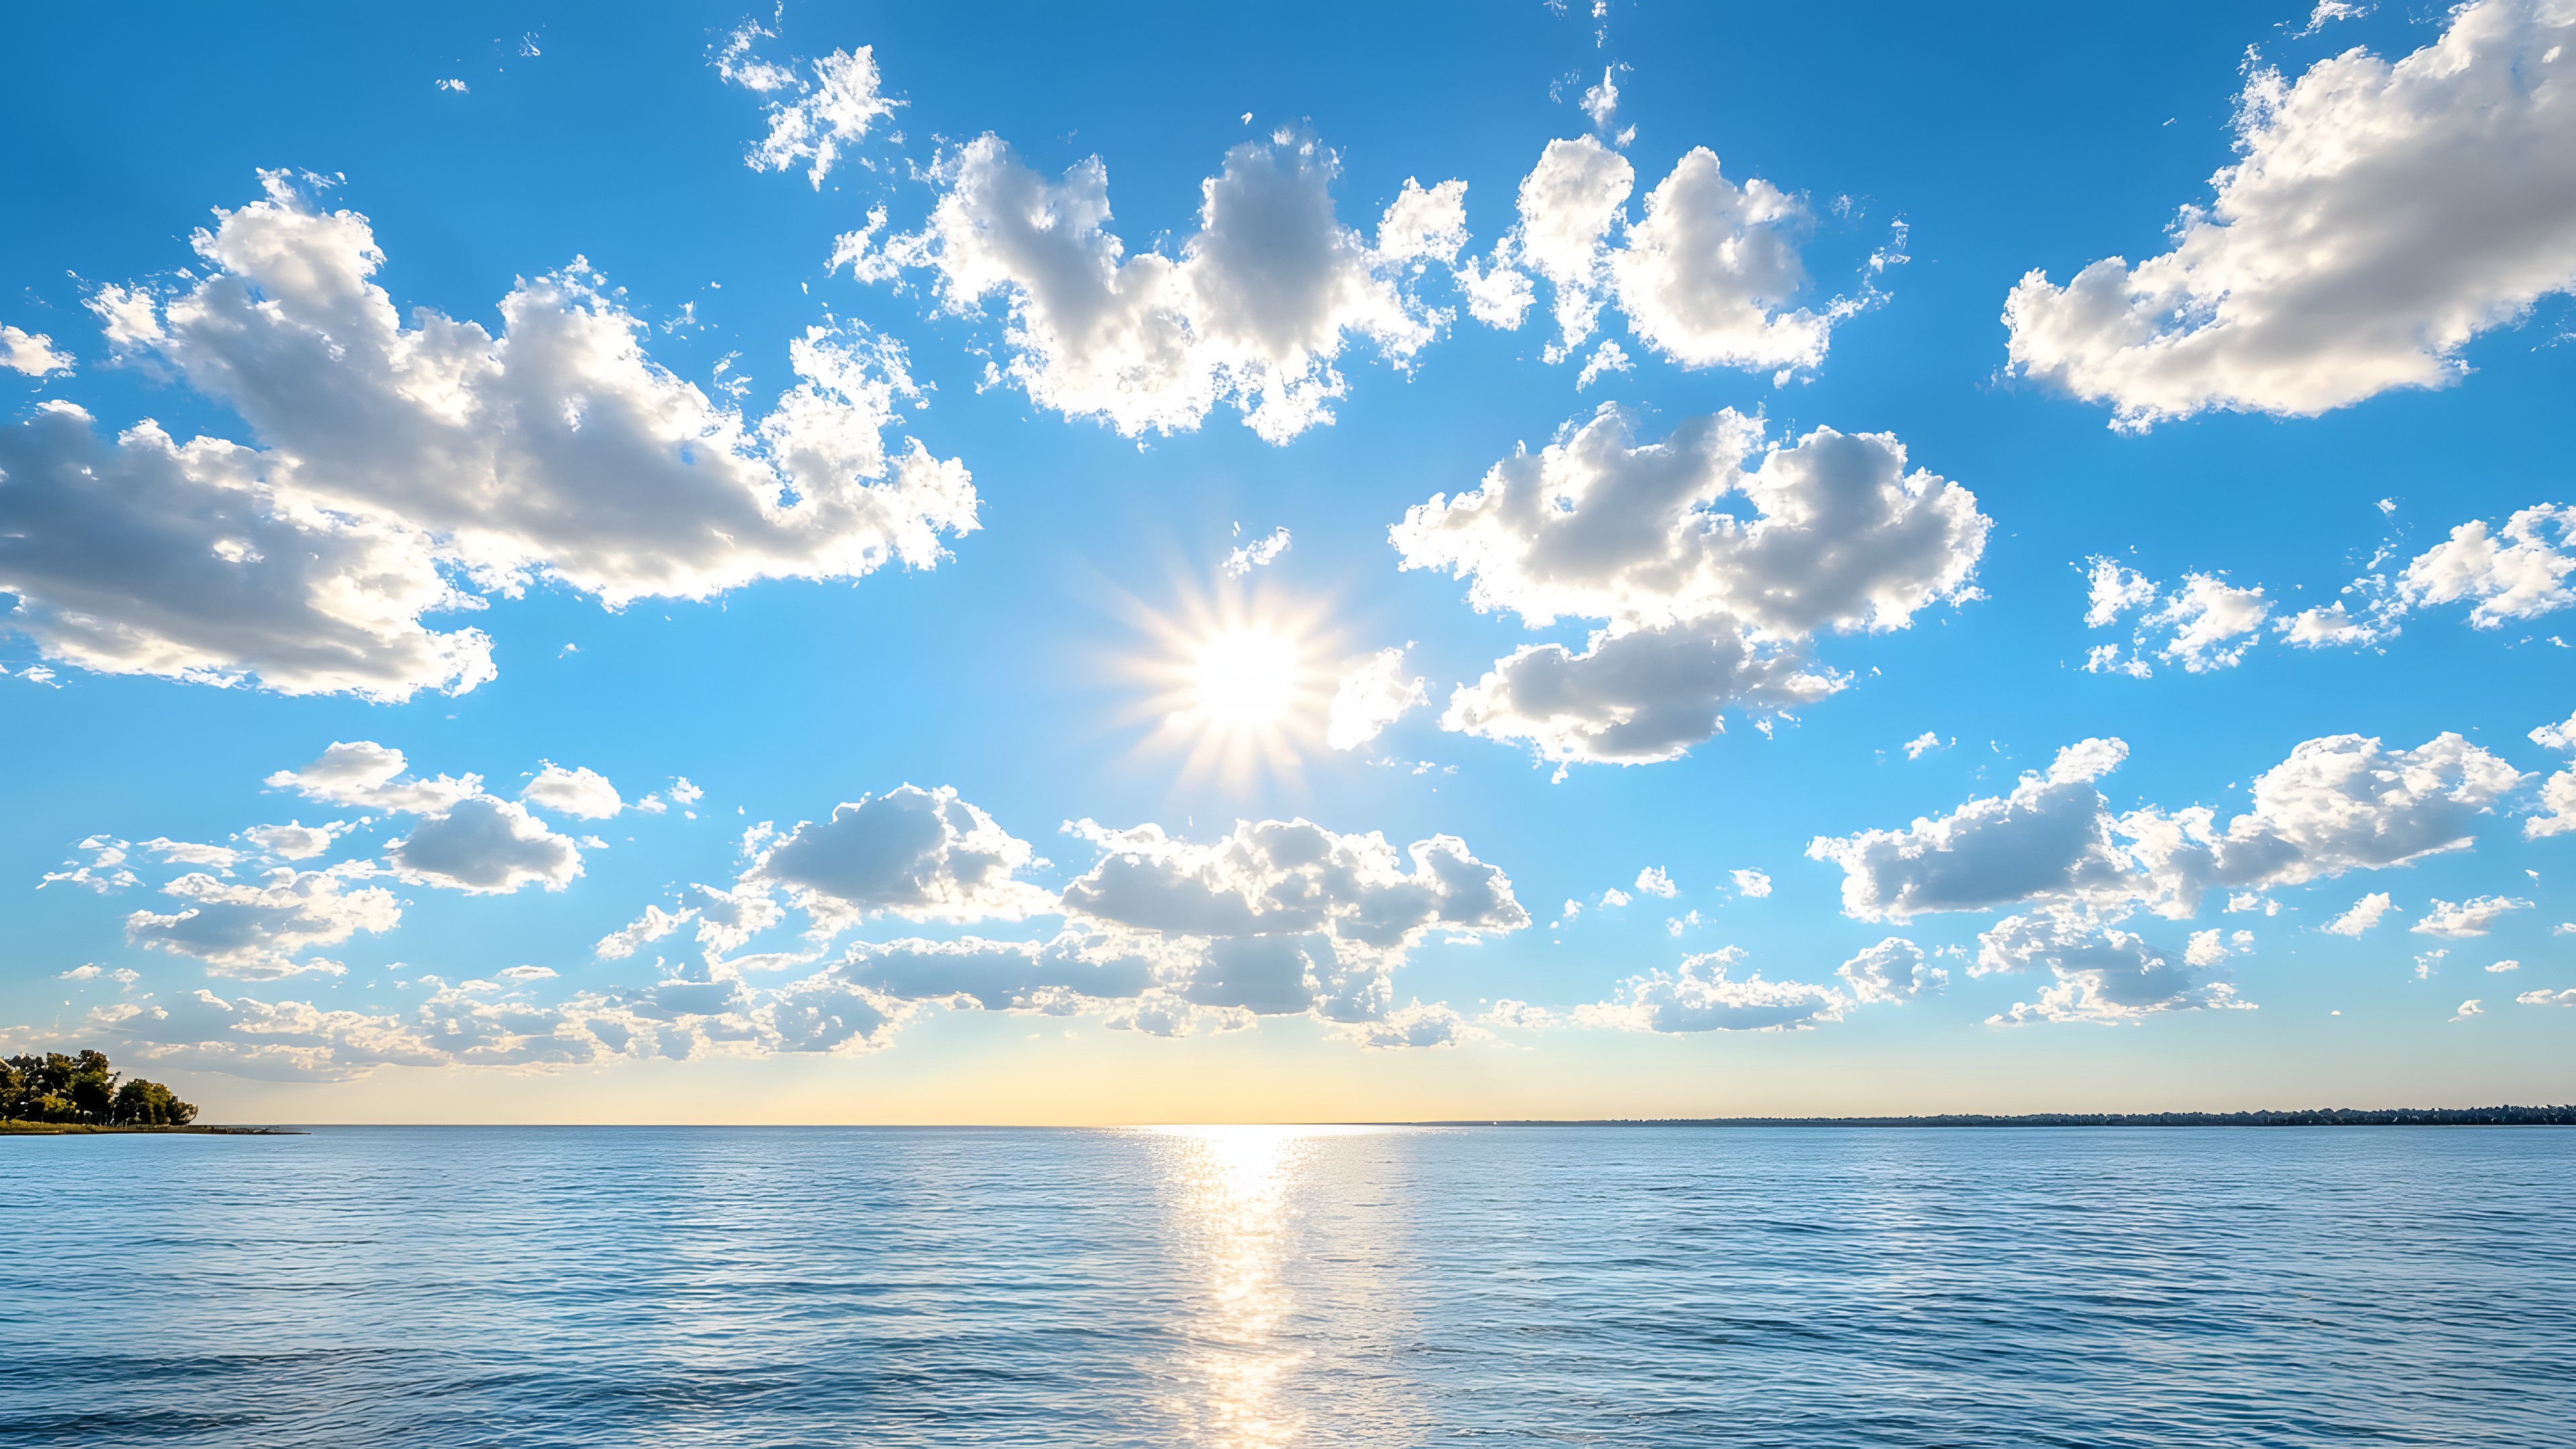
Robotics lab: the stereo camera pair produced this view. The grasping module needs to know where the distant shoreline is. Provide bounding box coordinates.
[0,1121,305,1136]
[1408,1106,2576,1128]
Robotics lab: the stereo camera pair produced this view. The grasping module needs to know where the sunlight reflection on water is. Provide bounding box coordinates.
[1140,1125,1389,1448]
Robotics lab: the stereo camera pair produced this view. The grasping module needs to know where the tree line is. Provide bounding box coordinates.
[2,1050,199,1126]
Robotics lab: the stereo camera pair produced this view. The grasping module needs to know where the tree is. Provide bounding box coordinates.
[3,1049,197,1126]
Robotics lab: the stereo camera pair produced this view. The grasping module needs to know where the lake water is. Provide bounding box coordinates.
[2,1125,2569,1446]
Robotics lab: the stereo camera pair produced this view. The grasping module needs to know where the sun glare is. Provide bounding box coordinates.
[1189,627,1301,727]
[1120,580,1340,792]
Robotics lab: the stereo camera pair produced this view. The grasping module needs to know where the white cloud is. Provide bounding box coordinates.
[670,777,705,806]
[1731,868,1772,898]
[2321,891,2393,936]
[1057,816,1526,1022]
[1396,406,1987,765]
[125,867,396,979]
[1478,137,1862,374]
[267,741,479,816]
[2518,987,2576,1006]
[1327,647,1426,751]
[520,763,624,819]
[1,324,73,376]
[1578,66,1621,132]
[499,965,557,981]
[1835,936,1943,1004]
[388,797,584,895]
[2486,959,2520,973]
[1222,525,1292,578]
[596,903,695,960]
[2004,0,2576,428]
[835,931,1157,1012]
[2402,505,2576,629]
[0,404,496,701]
[141,837,241,869]
[863,132,1465,443]
[2080,559,2270,676]
[2454,998,2485,1020]
[2527,706,2576,839]
[1902,731,1945,760]
[1811,732,2524,923]
[39,836,138,893]
[1634,865,1678,898]
[11,176,975,698]
[721,36,900,188]
[1981,910,2253,1023]
[747,785,1055,934]
[1599,885,1632,908]
[2410,894,2531,938]
[1576,947,1847,1032]
[241,820,352,861]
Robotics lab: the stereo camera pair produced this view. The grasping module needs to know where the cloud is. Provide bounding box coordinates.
[2080,559,2271,676]
[1635,865,1678,898]
[1731,868,1772,898]
[267,741,479,816]
[239,821,351,861]
[141,838,240,869]
[124,867,397,978]
[1902,731,1945,760]
[1,324,73,376]
[834,931,1156,1011]
[2321,892,2393,936]
[521,763,624,819]
[1478,137,1862,374]
[1222,525,1292,578]
[1327,647,1426,751]
[1835,936,1943,1004]
[747,784,1054,934]
[2410,894,2531,938]
[2528,706,2576,839]
[1811,732,2524,923]
[388,797,584,895]
[718,31,900,187]
[1396,406,1988,765]
[2518,987,2576,1006]
[859,132,1465,443]
[596,903,696,960]
[1980,910,2253,1023]
[1576,947,1847,1032]
[2004,0,2576,428]
[0,404,496,700]
[2402,505,2576,629]
[1056,816,1525,1021]
[7,175,975,697]
[38,836,138,892]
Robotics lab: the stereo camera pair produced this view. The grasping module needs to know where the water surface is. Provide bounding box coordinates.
[3,1125,2569,1446]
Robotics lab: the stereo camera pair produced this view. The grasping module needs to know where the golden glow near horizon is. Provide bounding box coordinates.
[1129,582,1340,793]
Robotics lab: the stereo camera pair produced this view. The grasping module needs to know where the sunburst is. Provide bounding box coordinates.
[1124,579,1341,793]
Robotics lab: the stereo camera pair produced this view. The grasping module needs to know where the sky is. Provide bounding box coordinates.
[4,0,2575,1124]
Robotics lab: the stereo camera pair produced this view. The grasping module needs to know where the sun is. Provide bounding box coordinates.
[1187,627,1301,728]
[1122,581,1340,792]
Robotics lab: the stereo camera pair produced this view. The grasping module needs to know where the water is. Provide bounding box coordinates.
[3,1126,2570,1447]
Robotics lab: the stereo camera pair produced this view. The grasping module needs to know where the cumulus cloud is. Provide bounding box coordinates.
[2527,706,2576,839]
[40,836,138,892]
[2080,559,2270,676]
[596,903,696,960]
[1,324,74,376]
[520,763,624,819]
[1576,947,1847,1032]
[717,28,900,187]
[1811,732,2524,924]
[1731,868,1772,898]
[1835,936,1943,1004]
[1327,647,1426,751]
[124,866,397,979]
[1475,136,1864,374]
[240,821,352,861]
[2518,987,2576,1006]
[267,741,479,816]
[388,797,584,895]
[2410,894,2531,938]
[4,175,974,697]
[2321,891,2394,936]
[2004,0,2576,428]
[1395,406,1988,765]
[747,785,1055,934]
[857,131,1467,442]
[1980,909,2253,1023]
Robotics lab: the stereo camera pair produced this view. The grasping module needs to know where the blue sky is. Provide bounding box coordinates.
[5,1,2574,1122]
